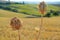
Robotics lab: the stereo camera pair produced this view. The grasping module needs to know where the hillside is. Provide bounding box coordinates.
[51,4,60,7]
[0,9,29,18]
[0,4,60,40]
[0,9,60,40]
[0,4,60,17]
[47,5,60,11]
[0,4,40,16]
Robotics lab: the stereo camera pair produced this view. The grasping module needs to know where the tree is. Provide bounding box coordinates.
[22,1,25,4]
[45,12,53,17]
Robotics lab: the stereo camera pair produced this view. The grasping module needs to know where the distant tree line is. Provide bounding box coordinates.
[0,6,18,12]
[0,5,60,17]
[44,10,60,17]
[0,1,25,4]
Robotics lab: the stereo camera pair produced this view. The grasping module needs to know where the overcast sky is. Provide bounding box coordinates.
[7,0,60,2]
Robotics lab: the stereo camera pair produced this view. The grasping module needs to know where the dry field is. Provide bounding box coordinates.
[0,9,60,40]
[0,17,60,40]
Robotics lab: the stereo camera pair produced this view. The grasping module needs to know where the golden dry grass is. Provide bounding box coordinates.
[0,9,60,40]
[0,17,60,40]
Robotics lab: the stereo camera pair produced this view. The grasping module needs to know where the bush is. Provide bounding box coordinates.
[50,10,55,13]
[20,12,26,14]
[3,7,11,10]
[0,6,3,8]
[45,12,53,17]
[57,11,60,15]
[12,9,18,12]
[45,10,60,17]
[53,11,60,16]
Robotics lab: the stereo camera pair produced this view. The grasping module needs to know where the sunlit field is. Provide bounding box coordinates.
[0,9,60,40]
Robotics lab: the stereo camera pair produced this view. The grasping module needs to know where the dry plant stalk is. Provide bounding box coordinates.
[35,1,47,40]
[10,17,23,40]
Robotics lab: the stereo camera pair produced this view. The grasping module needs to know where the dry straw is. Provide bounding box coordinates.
[10,17,23,40]
[36,1,47,40]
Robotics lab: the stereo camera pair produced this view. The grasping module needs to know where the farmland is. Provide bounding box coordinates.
[0,4,60,17]
[0,3,60,40]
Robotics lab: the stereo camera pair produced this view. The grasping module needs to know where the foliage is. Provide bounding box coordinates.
[0,4,60,17]
[45,12,53,17]
[45,10,60,17]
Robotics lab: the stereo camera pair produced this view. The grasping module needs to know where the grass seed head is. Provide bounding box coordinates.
[10,17,23,30]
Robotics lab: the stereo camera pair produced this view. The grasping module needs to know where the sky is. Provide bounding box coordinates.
[7,0,60,2]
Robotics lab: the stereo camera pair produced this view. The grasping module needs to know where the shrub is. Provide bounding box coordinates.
[3,7,11,10]
[45,12,53,17]
[12,9,18,12]
[53,11,60,16]
[0,6,3,8]
[50,10,55,13]
[57,11,60,15]
[45,10,60,17]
